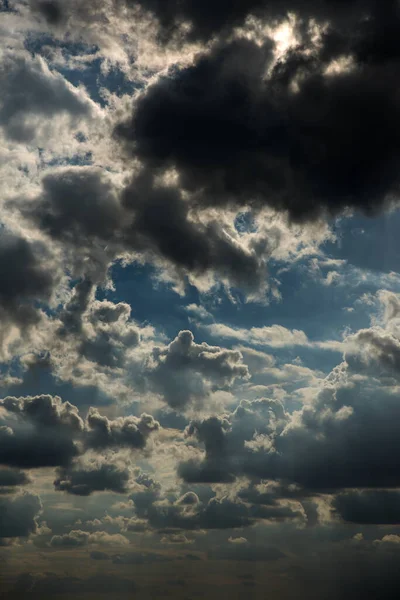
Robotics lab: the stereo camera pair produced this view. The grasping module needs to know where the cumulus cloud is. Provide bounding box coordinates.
[50,529,129,547]
[0,48,95,144]
[0,394,81,469]
[204,323,310,348]
[54,458,133,496]
[177,360,400,494]
[0,491,42,539]
[141,330,249,409]
[0,232,57,329]
[85,408,159,450]
[16,168,125,282]
[0,394,158,472]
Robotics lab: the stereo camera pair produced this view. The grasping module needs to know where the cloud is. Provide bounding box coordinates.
[0,491,42,539]
[85,408,159,450]
[0,394,81,469]
[15,168,124,282]
[333,490,400,524]
[29,0,398,51]
[0,48,94,144]
[141,330,249,409]
[176,360,400,494]
[0,467,30,491]
[50,529,129,547]
[54,459,132,495]
[0,394,158,472]
[0,232,56,329]
[129,468,302,532]
[204,323,309,348]
[116,11,400,223]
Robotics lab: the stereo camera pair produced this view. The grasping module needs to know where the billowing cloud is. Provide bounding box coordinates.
[54,459,132,496]
[0,467,29,491]
[117,12,400,222]
[0,232,56,329]
[0,492,42,539]
[85,408,159,450]
[141,330,249,409]
[0,394,158,472]
[0,394,81,469]
[0,48,94,144]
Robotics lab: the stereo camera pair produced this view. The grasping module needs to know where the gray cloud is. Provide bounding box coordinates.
[0,491,42,539]
[333,490,400,524]
[85,408,159,450]
[54,460,132,495]
[178,370,400,494]
[0,394,158,472]
[0,50,93,143]
[0,394,81,469]
[16,168,124,282]
[117,13,400,222]
[0,467,30,491]
[0,232,56,328]
[142,330,249,409]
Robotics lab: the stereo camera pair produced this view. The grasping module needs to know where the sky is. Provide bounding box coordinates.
[2,1,400,598]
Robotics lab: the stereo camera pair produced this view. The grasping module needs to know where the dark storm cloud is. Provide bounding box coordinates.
[333,490,400,524]
[0,232,55,327]
[16,167,270,293]
[26,1,400,226]
[54,461,131,495]
[0,467,30,490]
[31,169,124,248]
[121,172,271,292]
[118,32,400,223]
[0,491,42,538]
[30,0,400,48]
[147,495,253,530]
[32,0,63,25]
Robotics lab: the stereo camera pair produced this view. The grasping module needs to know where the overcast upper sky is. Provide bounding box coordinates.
[2,1,400,598]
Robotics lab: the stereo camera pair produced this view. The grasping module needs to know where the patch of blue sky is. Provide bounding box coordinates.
[24,33,141,107]
[1,0,11,13]
[234,211,257,234]
[97,261,201,339]
[323,208,400,275]
[5,361,114,409]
